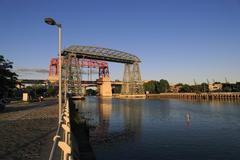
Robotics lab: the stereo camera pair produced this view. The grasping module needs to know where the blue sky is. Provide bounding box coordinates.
[0,0,240,84]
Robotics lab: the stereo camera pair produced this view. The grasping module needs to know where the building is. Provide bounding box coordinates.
[170,84,182,93]
[208,83,223,92]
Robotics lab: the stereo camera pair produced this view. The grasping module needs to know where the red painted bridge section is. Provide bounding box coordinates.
[48,58,109,83]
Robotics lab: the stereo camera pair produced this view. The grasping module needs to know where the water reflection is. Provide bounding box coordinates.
[75,97,240,160]
[185,112,191,127]
[95,98,143,143]
[122,100,142,141]
[95,98,112,140]
[75,97,143,144]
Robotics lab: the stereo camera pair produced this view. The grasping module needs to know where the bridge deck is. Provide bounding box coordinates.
[62,45,141,64]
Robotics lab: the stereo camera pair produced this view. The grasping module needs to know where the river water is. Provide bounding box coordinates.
[75,97,240,160]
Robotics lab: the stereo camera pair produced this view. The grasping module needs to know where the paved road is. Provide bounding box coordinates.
[0,98,59,160]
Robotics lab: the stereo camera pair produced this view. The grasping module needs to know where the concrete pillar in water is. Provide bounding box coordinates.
[99,76,112,97]
[82,86,86,96]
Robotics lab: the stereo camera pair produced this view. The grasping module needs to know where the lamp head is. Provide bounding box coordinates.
[44,17,56,26]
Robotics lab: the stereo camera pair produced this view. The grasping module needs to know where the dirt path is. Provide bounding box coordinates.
[0,98,59,160]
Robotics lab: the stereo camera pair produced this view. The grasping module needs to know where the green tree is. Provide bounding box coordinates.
[158,79,170,93]
[191,85,198,93]
[24,85,55,98]
[34,85,47,96]
[200,83,209,92]
[222,83,232,92]
[179,84,191,92]
[144,79,170,93]
[233,82,240,92]
[0,55,18,98]
[86,89,97,96]
[144,81,157,93]
[47,86,58,97]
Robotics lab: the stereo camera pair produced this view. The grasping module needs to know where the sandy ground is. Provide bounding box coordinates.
[0,98,59,160]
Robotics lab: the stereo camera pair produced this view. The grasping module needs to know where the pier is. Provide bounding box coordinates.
[147,92,240,100]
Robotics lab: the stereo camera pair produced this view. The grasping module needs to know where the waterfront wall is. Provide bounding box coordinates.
[146,92,240,100]
[69,98,96,160]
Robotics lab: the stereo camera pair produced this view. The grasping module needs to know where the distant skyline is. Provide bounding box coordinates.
[1,0,240,84]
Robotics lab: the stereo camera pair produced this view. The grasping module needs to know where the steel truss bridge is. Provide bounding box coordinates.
[62,45,144,96]
[49,57,109,82]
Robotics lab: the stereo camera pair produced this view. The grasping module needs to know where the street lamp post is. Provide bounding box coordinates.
[44,18,62,123]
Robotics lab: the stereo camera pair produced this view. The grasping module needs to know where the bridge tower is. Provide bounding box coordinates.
[98,66,112,97]
[121,63,144,95]
[48,58,59,83]
[63,54,83,96]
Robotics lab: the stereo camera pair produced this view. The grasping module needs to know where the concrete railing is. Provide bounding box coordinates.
[49,98,72,160]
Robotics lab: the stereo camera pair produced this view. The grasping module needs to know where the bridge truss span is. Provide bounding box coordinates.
[61,45,144,96]
[62,45,141,64]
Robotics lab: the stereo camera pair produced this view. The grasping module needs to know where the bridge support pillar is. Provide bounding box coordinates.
[82,86,86,96]
[121,64,131,94]
[63,54,83,96]
[99,76,112,97]
[121,63,145,97]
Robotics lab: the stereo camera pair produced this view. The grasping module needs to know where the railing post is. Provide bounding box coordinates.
[49,96,72,160]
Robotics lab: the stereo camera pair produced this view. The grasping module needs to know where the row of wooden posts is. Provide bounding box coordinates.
[147,92,240,100]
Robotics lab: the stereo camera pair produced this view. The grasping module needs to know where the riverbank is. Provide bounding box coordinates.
[147,92,240,100]
[0,98,59,160]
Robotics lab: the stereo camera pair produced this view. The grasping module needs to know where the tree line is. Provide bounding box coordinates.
[143,80,240,93]
[0,55,18,98]
[143,79,170,93]
[0,54,59,100]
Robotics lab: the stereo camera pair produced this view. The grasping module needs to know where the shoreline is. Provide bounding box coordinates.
[146,92,240,100]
